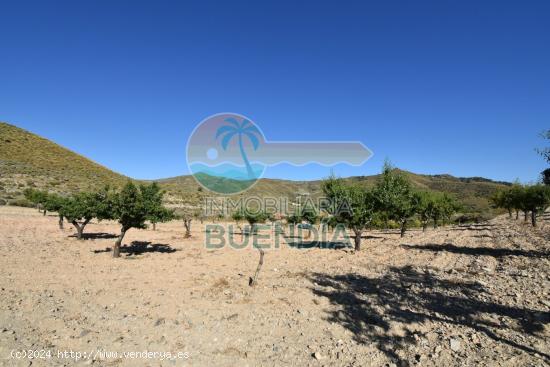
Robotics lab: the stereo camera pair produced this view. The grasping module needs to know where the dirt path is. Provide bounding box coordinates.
[0,207,548,366]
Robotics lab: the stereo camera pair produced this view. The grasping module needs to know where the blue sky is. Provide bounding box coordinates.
[0,1,548,183]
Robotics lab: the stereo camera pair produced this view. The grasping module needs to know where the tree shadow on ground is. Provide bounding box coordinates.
[472,234,493,239]
[92,241,178,256]
[402,243,549,259]
[448,224,496,232]
[285,238,351,249]
[69,232,118,240]
[309,266,549,366]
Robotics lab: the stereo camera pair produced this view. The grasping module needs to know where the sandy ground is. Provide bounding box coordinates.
[0,206,548,367]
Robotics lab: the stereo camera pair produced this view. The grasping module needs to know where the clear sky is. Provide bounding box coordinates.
[1,1,548,183]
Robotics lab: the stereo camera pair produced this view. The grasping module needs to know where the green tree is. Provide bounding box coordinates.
[438,193,461,225]
[110,182,171,258]
[490,189,514,218]
[413,191,435,231]
[523,185,550,227]
[375,163,415,237]
[243,209,269,235]
[23,188,48,214]
[507,183,525,220]
[60,188,113,239]
[322,176,376,250]
[44,193,68,229]
[142,182,174,231]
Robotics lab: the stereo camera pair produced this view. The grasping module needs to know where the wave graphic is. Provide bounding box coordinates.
[190,162,264,180]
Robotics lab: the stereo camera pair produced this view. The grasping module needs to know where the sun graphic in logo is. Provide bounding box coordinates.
[187,113,266,194]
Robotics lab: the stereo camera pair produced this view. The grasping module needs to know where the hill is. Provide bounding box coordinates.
[0,122,129,204]
[0,122,509,216]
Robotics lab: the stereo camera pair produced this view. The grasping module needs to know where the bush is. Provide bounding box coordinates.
[9,198,34,207]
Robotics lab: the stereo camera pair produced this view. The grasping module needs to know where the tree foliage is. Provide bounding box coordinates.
[374,163,415,237]
[322,176,376,250]
[491,184,550,227]
[110,182,173,257]
[59,187,114,239]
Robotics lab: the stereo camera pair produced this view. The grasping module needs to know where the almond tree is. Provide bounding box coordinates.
[60,189,112,239]
[438,193,461,225]
[375,163,416,237]
[44,193,68,229]
[490,190,509,218]
[110,182,172,258]
[143,182,173,231]
[24,188,48,214]
[177,188,203,238]
[243,209,269,287]
[322,176,376,250]
[413,191,435,231]
[523,185,550,227]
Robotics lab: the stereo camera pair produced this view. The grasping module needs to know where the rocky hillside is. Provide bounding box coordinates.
[0,122,129,204]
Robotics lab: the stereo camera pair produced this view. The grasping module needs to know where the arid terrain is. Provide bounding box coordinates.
[0,206,548,367]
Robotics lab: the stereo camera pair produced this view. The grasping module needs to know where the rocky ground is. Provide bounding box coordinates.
[0,206,548,366]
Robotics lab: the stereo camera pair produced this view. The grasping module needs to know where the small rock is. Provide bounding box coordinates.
[313,352,325,360]
[450,338,461,352]
[78,329,91,338]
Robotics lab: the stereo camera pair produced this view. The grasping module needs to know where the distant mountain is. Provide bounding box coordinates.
[0,121,509,215]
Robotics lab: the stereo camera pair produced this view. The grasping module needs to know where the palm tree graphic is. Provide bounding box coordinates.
[215,117,261,179]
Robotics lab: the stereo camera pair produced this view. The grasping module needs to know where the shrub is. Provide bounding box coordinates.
[9,198,33,207]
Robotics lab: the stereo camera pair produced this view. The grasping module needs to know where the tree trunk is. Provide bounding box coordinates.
[183,219,192,238]
[77,225,83,239]
[249,248,265,287]
[72,221,83,240]
[433,217,439,229]
[353,229,362,251]
[524,211,529,222]
[531,210,537,227]
[58,215,64,230]
[152,222,156,231]
[515,210,519,220]
[422,223,427,232]
[400,220,407,238]
[43,209,47,216]
[113,227,127,258]
[507,209,512,218]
